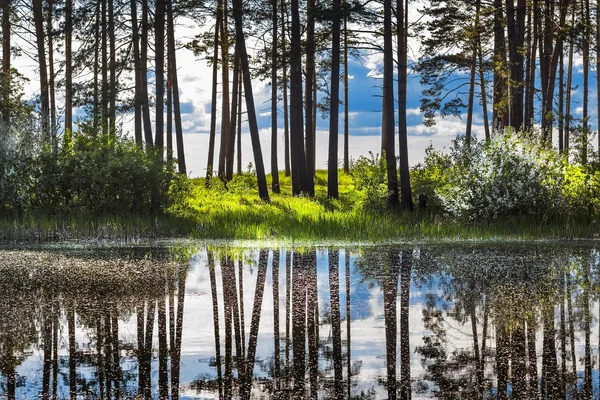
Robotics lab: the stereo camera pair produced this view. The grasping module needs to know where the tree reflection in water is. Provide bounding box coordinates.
[0,244,599,399]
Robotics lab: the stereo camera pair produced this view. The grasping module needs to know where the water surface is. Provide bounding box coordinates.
[0,243,597,399]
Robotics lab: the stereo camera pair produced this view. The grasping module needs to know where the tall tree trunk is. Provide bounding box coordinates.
[329,250,343,397]
[512,318,528,398]
[285,250,291,387]
[581,0,589,163]
[493,0,507,130]
[1,0,10,124]
[46,0,56,142]
[566,268,577,385]
[343,18,350,174]
[272,250,281,393]
[141,0,153,146]
[560,271,567,397]
[383,253,398,400]
[166,0,185,173]
[526,315,539,398]
[583,260,592,398]
[327,0,341,199]
[465,42,476,141]
[399,251,411,400]
[292,252,307,398]
[282,0,290,177]
[226,53,240,182]
[208,253,223,399]
[131,0,142,145]
[558,47,564,153]
[171,266,187,400]
[167,51,173,163]
[64,0,71,135]
[541,308,561,399]
[206,11,221,183]
[505,0,526,131]
[475,0,490,140]
[155,0,165,151]
[158,298,169,399]
[305,0,316,187]
[52,308,58,399]
[42,303,52,400]
[101,0,107,135]
[398,0,413,210]
[345,250,351,398]
[108,0,116,133]
[93,0,99,130]
[240,250,268,400]
[238,258,246,358]
[597,0,600,152]
[67,305,76,400]
[383,0,398,206]
[271,0,280,193]
[143,300,156,400]
[217,1,230,178]
[231,0,270,201]
[33,0,50,141]
[524,0,534,131]
[237,74,242,175]
[289,0,308,195]
[565,4,575,156]
[497,318,509,399]
[98,316,106,399]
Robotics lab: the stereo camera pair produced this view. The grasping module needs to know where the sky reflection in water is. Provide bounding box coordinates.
[0,243,597,399]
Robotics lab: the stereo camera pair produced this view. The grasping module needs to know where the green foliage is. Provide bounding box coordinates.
[32,132,175,217]
[350,151,388,209]
[422,133,591,222]
[562,163,600,218]
[0,122,177,218]
[411,145,452,212]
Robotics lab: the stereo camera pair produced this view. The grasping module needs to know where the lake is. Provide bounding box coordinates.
[0,242,597,399]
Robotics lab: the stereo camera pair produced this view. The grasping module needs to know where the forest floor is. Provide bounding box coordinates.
[0,170,597,243]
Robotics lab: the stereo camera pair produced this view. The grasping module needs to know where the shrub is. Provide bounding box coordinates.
[25,130,176,218]
[411,145,452,212]
[433,133,565,221]
[350,152,388,210]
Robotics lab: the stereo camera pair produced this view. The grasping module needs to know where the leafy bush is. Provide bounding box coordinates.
[411,145,452,212]
[31,132,175,217]
[431,134,565,221]
[0,119,178,218]
[350,152,388,210]
[562,163,600,218]
[0,114,42,213]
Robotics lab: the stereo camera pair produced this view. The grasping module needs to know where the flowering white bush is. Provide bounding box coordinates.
[435,133,565,221]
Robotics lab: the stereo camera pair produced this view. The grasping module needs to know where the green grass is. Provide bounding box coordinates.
[1,169,598,243]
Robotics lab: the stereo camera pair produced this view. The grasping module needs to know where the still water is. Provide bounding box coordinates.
[0,243,598,399]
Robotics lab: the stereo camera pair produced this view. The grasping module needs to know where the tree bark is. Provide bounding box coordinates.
[65,0,72,135]
[305,0,316,186]
[33,0,50,141]
[108,0,116,133]
[343,18,350,174]
[206,12,221,183]
[383,0,398,206]
[141,0,153,146]
[217,0,230,178]
[46,0,56,141]
[166,0,186,173]
[1,0,10,124]
[328,0,341,199]
[289,0,308,195]
[271,0,280,192]
[232,0,270,201]
[131,0,142,145]
[155,0,165,152]
[101,0,107,135]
